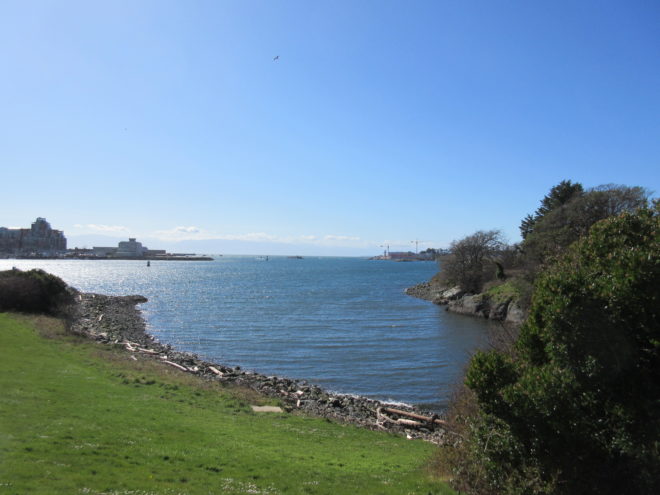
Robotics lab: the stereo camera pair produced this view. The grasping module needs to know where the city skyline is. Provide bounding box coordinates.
[1,1,658,255]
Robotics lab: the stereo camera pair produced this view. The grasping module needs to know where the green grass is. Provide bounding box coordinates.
[484,279,520,302]
[0,313,454,494]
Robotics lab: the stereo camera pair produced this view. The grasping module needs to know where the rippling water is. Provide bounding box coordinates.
[1,256,496,410]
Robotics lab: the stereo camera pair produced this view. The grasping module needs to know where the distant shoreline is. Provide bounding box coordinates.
[1,255,214,261]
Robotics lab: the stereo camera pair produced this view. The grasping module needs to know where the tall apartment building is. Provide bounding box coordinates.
[0,217,67,255]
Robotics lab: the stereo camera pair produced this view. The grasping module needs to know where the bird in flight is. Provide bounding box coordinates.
[273,55,279,61]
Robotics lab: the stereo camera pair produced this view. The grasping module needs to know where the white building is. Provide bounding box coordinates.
[115,238,147,257]
[91,238,171,258]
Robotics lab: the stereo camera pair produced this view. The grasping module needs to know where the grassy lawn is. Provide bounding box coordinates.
[0,313,454,494]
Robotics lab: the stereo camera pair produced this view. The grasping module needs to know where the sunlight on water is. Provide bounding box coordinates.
[0,257,496,409]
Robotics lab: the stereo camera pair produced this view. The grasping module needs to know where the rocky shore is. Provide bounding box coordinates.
[405,282,525,326]
[68,292,455,445]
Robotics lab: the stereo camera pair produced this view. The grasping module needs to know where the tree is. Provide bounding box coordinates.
[519,213,537,240]
[565,184,650,236]
[522,184,650,264]
[535,180,585,217]
[461,206,660,494]
[441,230,504,293]
[520,180,584,240]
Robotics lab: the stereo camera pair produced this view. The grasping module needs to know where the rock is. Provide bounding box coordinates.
[440,286,465,301]
[505,301,526,325]
[404,282,446,302]
[447,294,489,318]
[410,281,527,325]
[488,297,511,320]
[431,286,464,305]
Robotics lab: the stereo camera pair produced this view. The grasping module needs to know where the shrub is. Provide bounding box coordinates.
[0,269,74,315]
[456,206,660,494]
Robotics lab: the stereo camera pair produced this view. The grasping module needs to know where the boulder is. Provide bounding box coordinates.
[447,294,489,318]
[505,301,526,325]
[488,297,512,320]
[432,286,465,305]
[441,286,465,300]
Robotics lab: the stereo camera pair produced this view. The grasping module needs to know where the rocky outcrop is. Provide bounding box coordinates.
[67,292,454,445]
[446,293,524,325]
[431,286,466,305]
[406,283,525,326]
[404,282,442,301]
[404,283,464,302]
[446,294,490,318]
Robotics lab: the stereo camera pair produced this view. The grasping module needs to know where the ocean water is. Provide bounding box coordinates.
[0,256,496,410]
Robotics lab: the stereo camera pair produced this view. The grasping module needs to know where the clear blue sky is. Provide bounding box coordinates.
[1,0,658,255]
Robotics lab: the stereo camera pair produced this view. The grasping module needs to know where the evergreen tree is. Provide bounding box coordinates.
[520,180,584,239]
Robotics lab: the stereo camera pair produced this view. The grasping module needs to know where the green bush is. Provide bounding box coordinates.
[458,207,660,494]
[0,269,74,315]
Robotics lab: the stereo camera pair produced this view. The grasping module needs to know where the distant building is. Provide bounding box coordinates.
[92,246,118,257]
[91,238,144,258]
[0,217,67,255]
[116,238,147,257]
[91,238,166,258]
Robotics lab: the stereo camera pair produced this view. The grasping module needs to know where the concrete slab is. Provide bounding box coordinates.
[251,405,284,413]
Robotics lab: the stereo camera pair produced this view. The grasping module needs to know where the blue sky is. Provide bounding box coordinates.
[1,0,658,255]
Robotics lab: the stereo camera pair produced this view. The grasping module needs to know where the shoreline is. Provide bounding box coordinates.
[3,256,214,261]
[68,292,454,445]
[405,281,526,326]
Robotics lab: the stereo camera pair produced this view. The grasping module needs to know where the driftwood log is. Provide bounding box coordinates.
[380,407,449,428]
[163,360,188,372]
[208,366,223,376]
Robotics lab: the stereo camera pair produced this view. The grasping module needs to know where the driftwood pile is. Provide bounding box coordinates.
[377,407,449,430]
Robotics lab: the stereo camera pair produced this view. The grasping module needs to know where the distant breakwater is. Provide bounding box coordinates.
[68,292,455,445]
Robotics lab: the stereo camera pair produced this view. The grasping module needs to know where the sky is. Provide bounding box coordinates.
[1,0,658,255]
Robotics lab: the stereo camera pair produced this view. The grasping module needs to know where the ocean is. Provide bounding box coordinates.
[0,256,496,410]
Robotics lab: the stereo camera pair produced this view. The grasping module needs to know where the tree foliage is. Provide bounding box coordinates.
[520,180,584,239]
[441,230,505,293]
[522,183,650,264]
[460,206,660,494]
